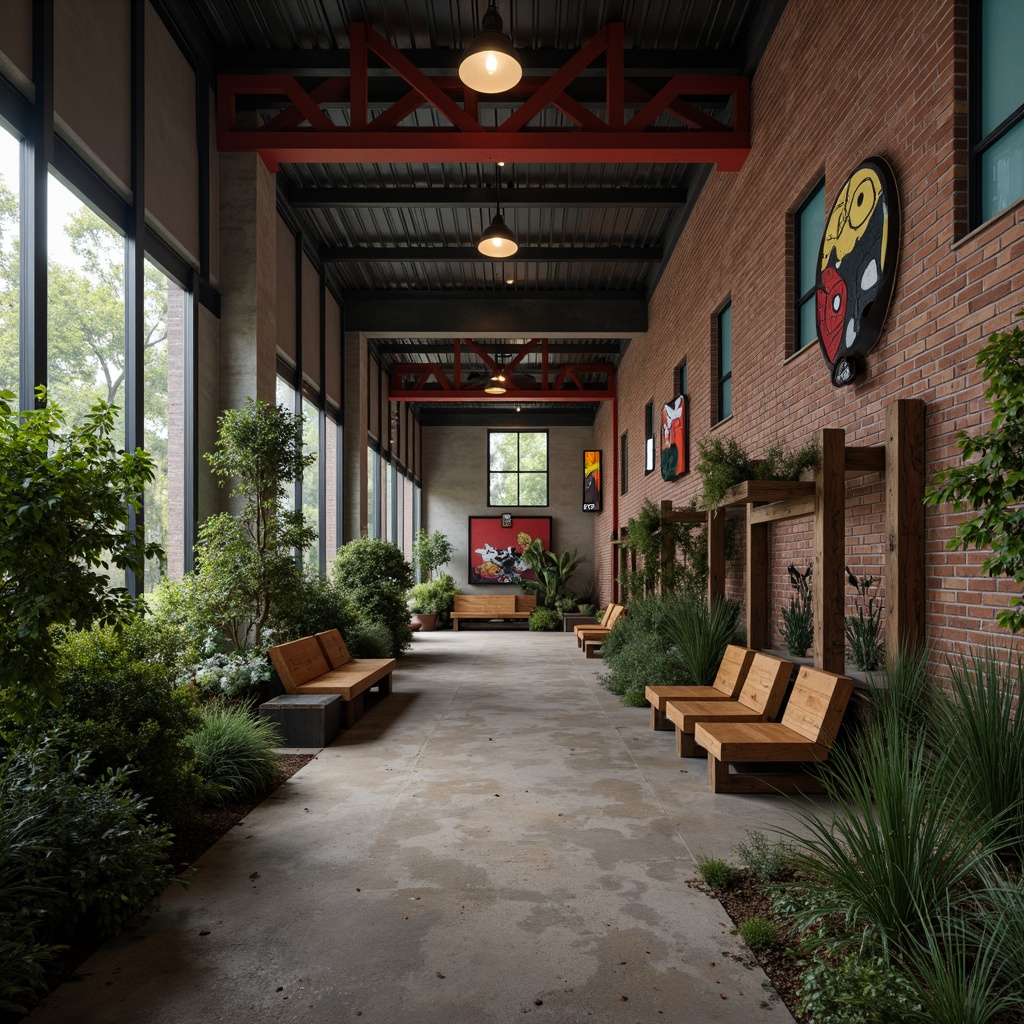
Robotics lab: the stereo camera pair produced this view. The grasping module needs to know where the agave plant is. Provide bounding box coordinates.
[660,593,740,685]
[519,539,584,609]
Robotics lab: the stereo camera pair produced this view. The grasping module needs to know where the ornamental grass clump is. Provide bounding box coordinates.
[738,916,779,950]
[185,704,283,806]
[845,567,885,671]
[660,593,741,686]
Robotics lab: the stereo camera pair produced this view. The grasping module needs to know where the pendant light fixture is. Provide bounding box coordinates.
[477,164,518,258]
[459,1,522,94]
[484,354,507,395]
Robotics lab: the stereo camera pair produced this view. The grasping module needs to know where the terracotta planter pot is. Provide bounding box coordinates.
[411,612,438,632]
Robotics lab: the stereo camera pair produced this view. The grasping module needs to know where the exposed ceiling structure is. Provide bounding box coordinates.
[169,0,787,424]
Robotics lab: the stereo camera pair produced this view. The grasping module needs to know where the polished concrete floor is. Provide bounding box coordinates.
[28,629,825,1024]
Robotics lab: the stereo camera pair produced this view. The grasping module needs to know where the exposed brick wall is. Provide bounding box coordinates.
[593,0,1024,670]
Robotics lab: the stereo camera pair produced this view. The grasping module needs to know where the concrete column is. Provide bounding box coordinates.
[343,329,368,541]
[217,152,277,415]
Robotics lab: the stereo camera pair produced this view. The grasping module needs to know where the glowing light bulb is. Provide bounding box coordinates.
[492,237,503,248]
[485,52,499,74]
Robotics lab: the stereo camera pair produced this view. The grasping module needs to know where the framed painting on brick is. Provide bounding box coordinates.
[468,516,552,585]
[660,395,688,480]
[583,450,602,512]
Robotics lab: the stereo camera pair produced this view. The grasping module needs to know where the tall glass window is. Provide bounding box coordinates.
[367,446,380,538]
[276,374,297,513]
[143,260,186,589]
[644,401,655,474]
[488,430,548,506]
[301,395,320,572]
[976,0,1024,222]
[717,302,733,423]
[795,182,825,352]
[324,411,339,561]
[0,127,19,402]
[620,432,628,495]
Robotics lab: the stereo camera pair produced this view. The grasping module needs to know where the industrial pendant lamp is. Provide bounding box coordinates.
[459,1,522,94]
[477,164,518,258]
[484,355,507,395]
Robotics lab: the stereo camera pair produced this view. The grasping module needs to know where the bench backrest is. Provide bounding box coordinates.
[780,666,854,747]
[736,653,794,717]
[597,604,616,628]
[605,603,626,629]
[269,636,330,693]
[712,645,756,697]
[515,594,537,613]
[453,594,518,614]
[316,629,353,669]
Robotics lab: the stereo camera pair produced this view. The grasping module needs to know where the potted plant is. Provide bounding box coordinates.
[413,528,455,582]
[519,539,585,609]
[408,573,460,632]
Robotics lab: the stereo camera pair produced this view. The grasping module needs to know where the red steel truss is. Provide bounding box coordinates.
[217,24,749,170]
[387,339,616,403]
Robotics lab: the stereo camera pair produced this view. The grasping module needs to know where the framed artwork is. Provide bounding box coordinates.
[583,450,602,512]
[661,395,688,480]
[468,515,552,585]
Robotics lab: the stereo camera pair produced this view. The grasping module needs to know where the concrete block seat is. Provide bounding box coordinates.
[663,652,794,757]
[268,630,395,729]
[645,644,756,731]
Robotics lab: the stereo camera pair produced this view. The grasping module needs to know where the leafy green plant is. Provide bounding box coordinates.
[30,617,205,824]
[192,399,316,652]
[408,573,460,617]
[780,564,814,657]
[845,567,885,671]
[734,830,795,883]
[519,539,584,609]
[925,310,1024,631]
[0,390,159,727]
[271,570,359,644]
[528,606,561,631]
[412,528,454,582]
[739,916,779,949]
[0,734,176,1012]
[660,593,741,686]
[796,950,920,1024]
[332,538,414,656]
[696,436,819,511]
[695,854,736,888]
[185,704,283,805]
[345,620,394,659]
[188,651,274,701]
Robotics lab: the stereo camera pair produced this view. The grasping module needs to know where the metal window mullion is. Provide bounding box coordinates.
[293,230,303,568]
[20,0,53,410]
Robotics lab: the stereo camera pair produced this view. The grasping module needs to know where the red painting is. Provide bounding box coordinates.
[468,516,552,585]
[661,395,687,480]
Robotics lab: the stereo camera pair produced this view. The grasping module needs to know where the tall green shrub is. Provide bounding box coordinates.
[661,593,741,686]
[332,538,414,657]
[0,390,159,726]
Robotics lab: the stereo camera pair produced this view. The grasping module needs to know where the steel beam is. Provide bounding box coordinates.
[373,340,623,354]
[322,246,662,263]
[286,185,688,209]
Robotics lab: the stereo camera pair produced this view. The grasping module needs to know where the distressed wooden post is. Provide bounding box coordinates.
[814,428,846,673]
[885,399,926,660]
[746,507,770,650]
[707,509,726,604]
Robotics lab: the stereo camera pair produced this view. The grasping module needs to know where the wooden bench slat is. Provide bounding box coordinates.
[646,644,756,728]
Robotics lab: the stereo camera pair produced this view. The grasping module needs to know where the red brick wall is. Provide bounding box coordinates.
[593,0,1024,670]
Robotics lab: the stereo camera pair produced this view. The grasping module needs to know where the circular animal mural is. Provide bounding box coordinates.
[816,157,900,387]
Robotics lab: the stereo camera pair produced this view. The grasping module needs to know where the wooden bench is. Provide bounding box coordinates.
[694,666,853,794]
[268,630,395,729]
[664,652,794,757]
[451,593,536,630]
[576,604,626,649]
[645,644,755,731]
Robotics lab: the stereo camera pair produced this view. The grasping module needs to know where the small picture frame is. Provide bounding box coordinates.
[501,513,512,528]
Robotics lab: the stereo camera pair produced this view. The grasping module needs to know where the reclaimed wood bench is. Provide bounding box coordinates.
[645,645,756,730]
[451,593,536,630]
[575,603,625,649]
[694,666,853,794]
[664,652,794,757]
[268,630,395,729]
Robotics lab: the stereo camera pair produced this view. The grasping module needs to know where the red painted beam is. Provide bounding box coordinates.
[388,389,615,403]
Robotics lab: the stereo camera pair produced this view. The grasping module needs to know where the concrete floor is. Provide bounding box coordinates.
[28,630,828,1024]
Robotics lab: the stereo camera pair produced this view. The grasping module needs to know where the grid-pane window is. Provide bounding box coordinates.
[0,127,19,403]
[795,183,825,352]
[325,412,339,561]
[488,430,548,506]
[976,0,1024,222]
[142,260,186,589]
[276,375,297,513]
[367,446,379,538]
[620,432,628,495]
[717,303,733,422]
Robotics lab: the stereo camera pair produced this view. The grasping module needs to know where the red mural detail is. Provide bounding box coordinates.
[817,266,847,361]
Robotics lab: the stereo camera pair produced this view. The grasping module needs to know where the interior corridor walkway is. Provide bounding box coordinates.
[29,629,812,1024]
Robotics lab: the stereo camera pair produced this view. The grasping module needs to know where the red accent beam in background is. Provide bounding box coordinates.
[217,23,750,170]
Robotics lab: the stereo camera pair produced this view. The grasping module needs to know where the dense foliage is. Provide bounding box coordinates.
[408,573,460,617]
[780,564,814,657]
[412,528,454,581]
[519,539,584,609]
[527,606,561,631]
[0,392,159,726]
[696,436,819,510]
[925,310,1024,632]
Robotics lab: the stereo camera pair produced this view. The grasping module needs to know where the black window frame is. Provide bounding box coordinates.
[970,0,1024,227]
[620,432,629,495]
[715,301,733,424]
[644,401,655,474]
[486,429,550,507]
[793,179,825,354]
